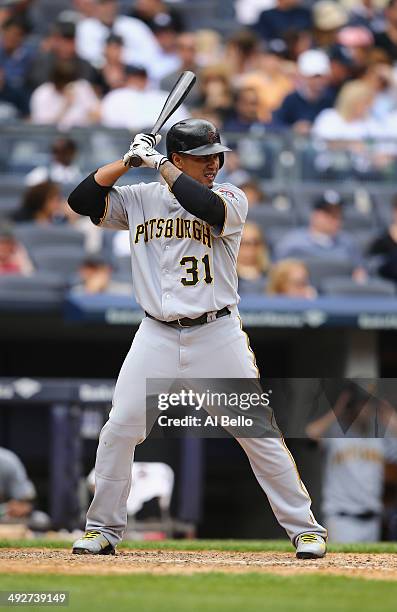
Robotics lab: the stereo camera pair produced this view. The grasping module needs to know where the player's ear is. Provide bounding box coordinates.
[172,153,183,170]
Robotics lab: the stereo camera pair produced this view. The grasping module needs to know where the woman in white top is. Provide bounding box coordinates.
[30,60,100,130]
[312,79,383,141]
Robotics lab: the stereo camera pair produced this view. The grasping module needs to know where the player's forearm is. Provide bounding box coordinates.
[159,160,182,187]
[160,163,225,226]
[95,160,130,187]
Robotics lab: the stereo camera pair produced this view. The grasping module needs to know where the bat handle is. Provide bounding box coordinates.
[129,154,143,168]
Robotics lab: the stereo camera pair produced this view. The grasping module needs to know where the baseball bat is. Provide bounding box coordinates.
[129,70,196,168]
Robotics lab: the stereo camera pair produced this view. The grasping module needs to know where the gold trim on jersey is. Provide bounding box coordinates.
[238,315,260,379]
[96,193,110,227]
[214,192,228,237]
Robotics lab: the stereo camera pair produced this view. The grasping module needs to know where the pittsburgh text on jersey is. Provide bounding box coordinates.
[134,217,212,248]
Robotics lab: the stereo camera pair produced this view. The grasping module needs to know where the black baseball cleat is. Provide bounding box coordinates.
[72,530,115,555]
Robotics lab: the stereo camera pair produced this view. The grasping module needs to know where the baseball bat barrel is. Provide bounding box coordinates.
[129,71,196,168]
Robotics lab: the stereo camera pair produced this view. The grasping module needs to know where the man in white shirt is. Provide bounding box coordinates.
[75,0,160,74]
[100,64,189,131]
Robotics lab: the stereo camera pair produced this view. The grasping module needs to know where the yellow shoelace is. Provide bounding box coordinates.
[299,534,319,543]
[82,530,102,540]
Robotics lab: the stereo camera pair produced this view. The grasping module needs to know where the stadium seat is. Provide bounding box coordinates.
[370,189,397,227]
[233,137,281,180]
[0,272,66,306]
[0,271,66,292]
[14,224,85,251]
[247,207,297,248]
[31,245,86,276]
[321,277,396,297]
[114,256,132,275]
[301,257,354,289]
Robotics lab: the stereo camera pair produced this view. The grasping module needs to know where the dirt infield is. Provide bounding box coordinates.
[1,548,397,580]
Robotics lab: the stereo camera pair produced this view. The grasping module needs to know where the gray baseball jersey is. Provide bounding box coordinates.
[96,181,247,320]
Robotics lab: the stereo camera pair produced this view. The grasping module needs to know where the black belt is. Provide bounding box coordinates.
[336,511,380,521]
[145,306,231,328]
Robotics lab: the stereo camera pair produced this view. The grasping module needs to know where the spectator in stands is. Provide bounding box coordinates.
[0,15,35,117]
[160,32,201,108]
[196,64,233,120]
[267,259,316,298]
[72,255,131,295]
[100,64,188,130]
[312,1,348,49]
[0,0,33,28]
[149,19,181,82]
[374,0,397,62]
[363,59,396,120]
[312,79,381,141]
[237,221,269,294]
[239,179,266,208]
[195,29,225,67]
[13,180,64,224]
[337,25,375,70]
[73,0,96,19]
[284,29,314,62]
[28,18,97,92]
[325,44,356,102]
[30,60,100,129]
[223,86,269,133]
[130,0,184,34]
[345,0,386,32]
[238,43,294,122]
[25,137,83,188]
[224,30,261,85]
[253,0,312,44]
[272,49,333,134]
[275,190,366,280]
[369,197,397,282]
[235,0,276,27]
[75,0,160,75]
[92,33,127,96]
[0,223,33,275]
[0,446,50,531]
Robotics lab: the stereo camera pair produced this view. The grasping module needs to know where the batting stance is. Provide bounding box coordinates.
[69,119,327,558]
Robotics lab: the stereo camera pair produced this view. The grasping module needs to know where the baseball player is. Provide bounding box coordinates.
[69,119,327,558]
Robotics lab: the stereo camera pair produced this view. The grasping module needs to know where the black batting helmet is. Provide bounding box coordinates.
[166,118,231,168]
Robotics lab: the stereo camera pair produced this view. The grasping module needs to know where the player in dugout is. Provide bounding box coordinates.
[68,118,327,558]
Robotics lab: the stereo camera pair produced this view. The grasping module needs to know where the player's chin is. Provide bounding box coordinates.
[203,174,216,188]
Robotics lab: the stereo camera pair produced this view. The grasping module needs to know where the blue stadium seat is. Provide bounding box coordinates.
[247,206,297,249]
[301,257,354,289]
[0,271,66,305]
[30,245,86,276]
[14,224,85,251]
[321,277,396,297]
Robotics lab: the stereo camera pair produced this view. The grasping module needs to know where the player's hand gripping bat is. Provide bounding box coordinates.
[127,71,196,168]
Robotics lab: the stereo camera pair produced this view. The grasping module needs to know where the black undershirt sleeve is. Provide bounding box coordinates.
[68,172,112,223]
[171,173,225,227]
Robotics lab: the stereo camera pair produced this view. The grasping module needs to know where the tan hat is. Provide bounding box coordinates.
[313,1,348,31]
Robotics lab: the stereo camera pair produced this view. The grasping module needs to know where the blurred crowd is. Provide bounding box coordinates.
[1,0,397,298]
[2,1,397,134]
